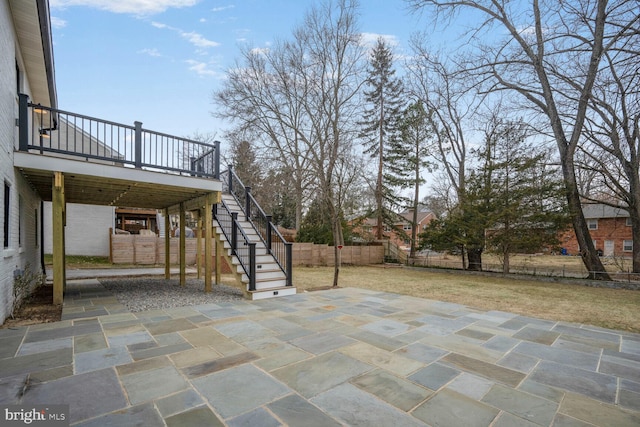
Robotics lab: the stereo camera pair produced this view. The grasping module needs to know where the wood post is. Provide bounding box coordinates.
[164,208,170,279]
[204,193,213,292]
[179,203,186,286]
[52,172,65,305]
[196,214,202,280]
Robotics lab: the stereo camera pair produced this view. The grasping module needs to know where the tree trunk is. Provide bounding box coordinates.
[467,248,482,271]
[503,250,510,274]
[630,207,640,274]
[561,156,610,280]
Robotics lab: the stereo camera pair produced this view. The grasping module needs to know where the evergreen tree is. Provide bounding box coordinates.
[229,138,262,191]
[420,119,569,272]
[359,37,406,239]
[396,101,435,257]
[477,120,569,273]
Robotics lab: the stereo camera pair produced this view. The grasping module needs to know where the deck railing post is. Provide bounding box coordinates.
[134,121,142,169]
[249,243,256,291]
[18,94,29,152]
[214,140,221,179]
[285,242,293,287]
[231,212,238,254]
[266,216,273,251]
[245,187,251,221]
[228,165,233,194]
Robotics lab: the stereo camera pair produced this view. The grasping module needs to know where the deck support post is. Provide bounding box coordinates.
[204,193,214,292]
[196,213,202,280]
[52,172,66,305]
[179,203,186,286]
[164,208,170,279]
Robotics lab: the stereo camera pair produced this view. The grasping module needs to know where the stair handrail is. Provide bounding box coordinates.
[221,168,293,287]
[213,199,256,291]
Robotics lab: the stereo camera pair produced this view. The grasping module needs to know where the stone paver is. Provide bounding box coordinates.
[1,279,639,426]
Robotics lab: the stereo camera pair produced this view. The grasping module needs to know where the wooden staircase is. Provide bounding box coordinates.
[214,193,296,300]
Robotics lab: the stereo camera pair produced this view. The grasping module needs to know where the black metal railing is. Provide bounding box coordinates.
[18,94,220,179]
[214,199,256,291]
[221,167,293,287]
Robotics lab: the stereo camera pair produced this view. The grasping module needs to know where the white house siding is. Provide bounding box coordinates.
[0,0,44,323]
[44,203,115,256]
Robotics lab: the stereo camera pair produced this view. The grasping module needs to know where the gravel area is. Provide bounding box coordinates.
[99,277,244,312]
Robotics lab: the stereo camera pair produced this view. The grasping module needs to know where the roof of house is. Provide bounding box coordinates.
[11,0,57,108]
[583,203,630,219]
[361,210,434,227]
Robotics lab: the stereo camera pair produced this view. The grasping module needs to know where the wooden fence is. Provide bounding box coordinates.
[292,243,384,266]
[110,235,384,267]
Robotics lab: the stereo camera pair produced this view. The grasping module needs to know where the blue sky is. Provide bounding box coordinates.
[49,0,433,141]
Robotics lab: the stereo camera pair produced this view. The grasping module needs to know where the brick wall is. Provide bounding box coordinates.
[559,218,633,256]
[0,0,43,324]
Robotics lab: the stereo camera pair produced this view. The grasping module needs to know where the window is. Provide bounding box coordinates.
[587,219,598,230]
[623,240,633,252]
[4,182,10,248]
[403,224,412,231]
[626,217,632,227]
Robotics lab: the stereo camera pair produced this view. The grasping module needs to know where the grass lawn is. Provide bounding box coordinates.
[293,265,640,333]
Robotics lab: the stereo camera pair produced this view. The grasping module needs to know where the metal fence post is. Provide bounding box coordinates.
[134,121,142,169]
[249,243,256,291]
[231,212,238,254]
[18,94,29,152]
[266,215,273,251]
[214,140,221,179]
[285,242,293,287]
[245,187,251,221]
[228,165,234,193]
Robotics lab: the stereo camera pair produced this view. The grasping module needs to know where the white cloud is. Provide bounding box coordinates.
[212,5,235,13]
[360,32,399,48]
[152,21,219,49]
[50,16,67,28]
[181,31,219,48]
[250,47,270,56]
[151,21,170,29]
[185,60,219,77]
[50,0,199,15]
[138,48,161,57]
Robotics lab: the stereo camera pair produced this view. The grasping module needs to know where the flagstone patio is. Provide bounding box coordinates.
[1,278,639,426]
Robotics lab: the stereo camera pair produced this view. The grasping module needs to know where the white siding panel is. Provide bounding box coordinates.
[44,202,115,256]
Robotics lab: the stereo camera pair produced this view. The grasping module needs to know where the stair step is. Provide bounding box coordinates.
[247,286,297,300]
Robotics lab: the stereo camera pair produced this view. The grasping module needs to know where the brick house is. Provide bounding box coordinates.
[359,209,435,251]
[559,203,633,257]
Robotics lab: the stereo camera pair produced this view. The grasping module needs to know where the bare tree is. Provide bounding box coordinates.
[578,28,640,272]
[214,44,313,230]
[407,0,638,279]
[214,0,365,286]
[290,0,366,286]
[406,39,483,268]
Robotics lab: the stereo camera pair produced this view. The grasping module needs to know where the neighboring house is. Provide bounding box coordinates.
[1,0,56,322]
[359,209,435,251]
[559,203,633,257]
